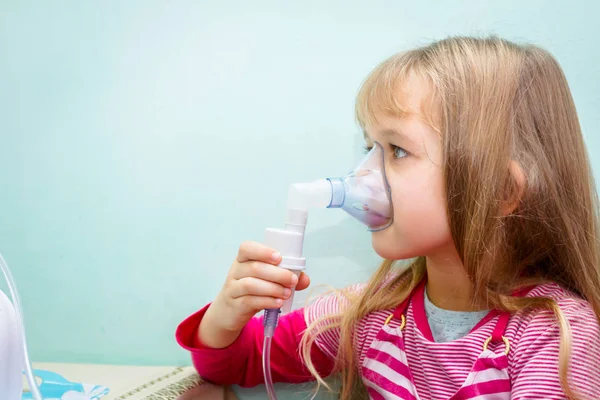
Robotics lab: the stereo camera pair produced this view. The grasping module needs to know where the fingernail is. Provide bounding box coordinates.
[291,274,298,286]
[283,288,291,298]
[272,252,281,261]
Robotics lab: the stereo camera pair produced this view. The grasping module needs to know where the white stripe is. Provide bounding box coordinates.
[366,338,408,366]
[464,365,509,386]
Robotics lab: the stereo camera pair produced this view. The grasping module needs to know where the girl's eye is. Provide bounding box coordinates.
[391,144,408,159]
[363,144,409,160]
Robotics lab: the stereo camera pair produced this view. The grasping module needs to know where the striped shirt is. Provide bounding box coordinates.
[305,281,600,399]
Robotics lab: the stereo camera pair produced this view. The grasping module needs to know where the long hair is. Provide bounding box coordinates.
[300,36,600,400]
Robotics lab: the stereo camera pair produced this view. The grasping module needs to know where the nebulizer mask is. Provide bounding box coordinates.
[261,142,392,399]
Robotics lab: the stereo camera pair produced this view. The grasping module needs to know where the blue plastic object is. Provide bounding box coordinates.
[22,369,109,400]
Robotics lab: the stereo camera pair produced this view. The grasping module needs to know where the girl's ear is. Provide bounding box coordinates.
[502,160,526,216]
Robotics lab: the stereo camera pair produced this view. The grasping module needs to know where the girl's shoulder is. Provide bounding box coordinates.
[507,281,599,345]
[514,281,597,327]
[507,282,600,398]
[506,282,599,352]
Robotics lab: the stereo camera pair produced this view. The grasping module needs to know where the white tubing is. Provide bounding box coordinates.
[0,253,43,400]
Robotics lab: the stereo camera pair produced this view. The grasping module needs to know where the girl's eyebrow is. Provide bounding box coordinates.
[362,128,418,148]
[379,128,416,145]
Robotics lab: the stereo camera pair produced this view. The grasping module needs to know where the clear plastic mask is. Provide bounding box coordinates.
[327,142,393,231]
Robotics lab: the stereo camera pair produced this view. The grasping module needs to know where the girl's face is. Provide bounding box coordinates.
[365,76,454,261]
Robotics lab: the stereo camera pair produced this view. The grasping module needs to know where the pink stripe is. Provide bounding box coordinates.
[367,387,387,400]
[471,355,508,372]
[362,367,417,400]
[410,281,435,341]
[451,379,511,399]
[492,313,510,342]
[375,329,406,350]
[365,348,413,380]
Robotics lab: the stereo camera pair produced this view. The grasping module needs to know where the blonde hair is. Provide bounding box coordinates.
[300,36,600,399]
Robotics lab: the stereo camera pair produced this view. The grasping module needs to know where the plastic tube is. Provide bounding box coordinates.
[262,308,280,400]
[0,252,43,400]
[262,336,276,400]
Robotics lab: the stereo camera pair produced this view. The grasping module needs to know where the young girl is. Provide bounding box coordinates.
[176,36,600,399]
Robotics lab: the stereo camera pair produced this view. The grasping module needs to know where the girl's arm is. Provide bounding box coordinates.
[176,304,335,387]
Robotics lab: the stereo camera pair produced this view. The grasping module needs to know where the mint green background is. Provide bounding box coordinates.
[1,1,598,399]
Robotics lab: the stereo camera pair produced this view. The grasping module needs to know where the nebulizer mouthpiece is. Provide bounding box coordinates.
[261,142,392,399]
[285,141,393,231]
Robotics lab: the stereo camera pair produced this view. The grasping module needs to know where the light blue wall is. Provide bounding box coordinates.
[1,1,598,399]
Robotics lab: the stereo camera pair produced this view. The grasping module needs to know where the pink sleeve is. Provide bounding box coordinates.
[175,303,335,387]
[509,296,600,399]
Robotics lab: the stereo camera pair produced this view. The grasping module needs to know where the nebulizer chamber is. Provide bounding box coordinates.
[261,142,392,399]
